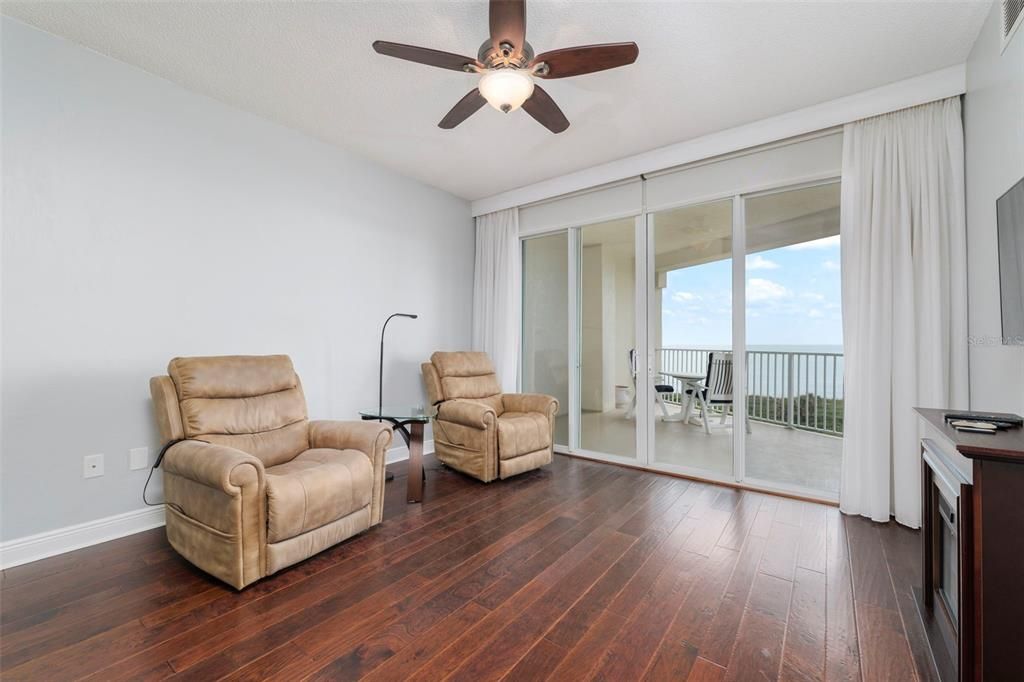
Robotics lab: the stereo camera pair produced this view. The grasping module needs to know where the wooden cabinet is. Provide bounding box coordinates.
[916,408,1024,682]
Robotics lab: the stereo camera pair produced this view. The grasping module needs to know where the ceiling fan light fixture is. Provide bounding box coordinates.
[478,68,534,113]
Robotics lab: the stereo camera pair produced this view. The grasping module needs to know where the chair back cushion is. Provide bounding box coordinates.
[166,355,309,466]
[430,351,502,402]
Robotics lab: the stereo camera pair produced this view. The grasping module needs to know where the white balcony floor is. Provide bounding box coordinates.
[555,404,842,495]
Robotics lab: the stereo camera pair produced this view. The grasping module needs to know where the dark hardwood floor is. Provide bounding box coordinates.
[0,454,938,681]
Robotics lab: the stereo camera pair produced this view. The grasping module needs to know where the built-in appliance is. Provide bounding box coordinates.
[915,408,1024,682]
[921,437,970,680]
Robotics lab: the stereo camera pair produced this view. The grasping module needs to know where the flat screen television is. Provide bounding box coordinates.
[998,176,1024,345]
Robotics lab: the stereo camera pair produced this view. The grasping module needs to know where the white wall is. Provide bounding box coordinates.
[0,19,474,542]
[964,4,1024,414]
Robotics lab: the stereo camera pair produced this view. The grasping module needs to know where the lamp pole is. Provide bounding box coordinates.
[378,313,418,420]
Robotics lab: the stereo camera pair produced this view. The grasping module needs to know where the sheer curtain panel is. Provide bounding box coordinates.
[472,208,521,392]
[840,97,969,527]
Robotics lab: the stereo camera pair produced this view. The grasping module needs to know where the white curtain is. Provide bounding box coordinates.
[840,97,969,528]
[472,208,521,392]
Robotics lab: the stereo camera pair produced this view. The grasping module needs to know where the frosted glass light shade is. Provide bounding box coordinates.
[479,69,534,113]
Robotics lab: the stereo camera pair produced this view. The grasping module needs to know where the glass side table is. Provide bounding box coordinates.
[359,406,433,503]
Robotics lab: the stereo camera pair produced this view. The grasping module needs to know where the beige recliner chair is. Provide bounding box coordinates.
[421,351,558,482]
[149,355,391,589]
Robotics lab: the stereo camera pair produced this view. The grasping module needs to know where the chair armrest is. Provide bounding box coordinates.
[436,400,497,429]
[162,440,264,494]
[308,420,393,459]
[502,393,559,416]
[309,420,392,526]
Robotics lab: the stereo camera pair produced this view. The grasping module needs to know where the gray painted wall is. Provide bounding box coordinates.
[964,2,1024,413]
[0,18,474,541]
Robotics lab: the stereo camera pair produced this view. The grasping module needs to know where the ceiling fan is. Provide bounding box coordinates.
[372,0,639,134]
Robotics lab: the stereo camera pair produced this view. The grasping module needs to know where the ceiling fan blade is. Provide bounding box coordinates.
[372,41,481,72]
[438,89,487,129]
[489,0,526,57]
[522,85,569,134]
[531,42,639,79]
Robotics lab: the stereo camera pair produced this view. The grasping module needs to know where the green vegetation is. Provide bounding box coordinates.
[746,393,844,434]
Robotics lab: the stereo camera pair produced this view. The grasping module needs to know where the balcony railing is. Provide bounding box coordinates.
[656,347,845,437]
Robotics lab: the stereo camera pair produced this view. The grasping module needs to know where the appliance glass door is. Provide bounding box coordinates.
[937,493,959,621]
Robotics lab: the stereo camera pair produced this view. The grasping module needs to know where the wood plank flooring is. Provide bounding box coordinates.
[0,454,936,681]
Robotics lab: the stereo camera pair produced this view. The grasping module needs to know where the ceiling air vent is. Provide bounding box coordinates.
[1004,0,1024,50]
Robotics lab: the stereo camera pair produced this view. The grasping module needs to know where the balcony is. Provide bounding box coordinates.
[657,347,844,436]
[556,347,844,496]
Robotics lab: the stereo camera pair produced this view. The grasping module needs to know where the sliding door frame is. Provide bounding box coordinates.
[518,173,842,502]
[731,176,843,500]
[567,227,580,454]
[732,194,748,482]
[639,174,842,501]
[566,215,650,467]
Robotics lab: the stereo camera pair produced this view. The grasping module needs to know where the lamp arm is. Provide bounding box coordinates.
[379,314,400,419]
[378,313,418,420]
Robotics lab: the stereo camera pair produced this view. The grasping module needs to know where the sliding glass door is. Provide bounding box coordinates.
[743,182,842,495]
[521,232,569,447]
[518,171,843,501]
[577,218,638,461]
[649,199,734,479]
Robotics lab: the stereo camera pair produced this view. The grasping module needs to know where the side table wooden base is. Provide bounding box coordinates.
[361,415,426,503]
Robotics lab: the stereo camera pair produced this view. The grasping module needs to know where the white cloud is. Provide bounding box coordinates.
[822,259,840,271]
[808,309,823,318]
[671,291,701,303]
[784,235,840,251]
[746,278,790,302]
[746,254,779,271]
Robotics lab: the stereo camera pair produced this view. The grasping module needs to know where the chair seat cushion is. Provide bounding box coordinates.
[497,412,552,460]
[265,448,372,543]
[655,384,675,393]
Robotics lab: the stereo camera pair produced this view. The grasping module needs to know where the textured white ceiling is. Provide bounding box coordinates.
[2,1,989,201]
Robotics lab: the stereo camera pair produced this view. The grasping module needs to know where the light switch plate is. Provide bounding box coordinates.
[129,447,149,470]
[83,453,104,478]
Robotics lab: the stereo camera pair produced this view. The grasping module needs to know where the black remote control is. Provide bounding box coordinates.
[943,411,1023,426]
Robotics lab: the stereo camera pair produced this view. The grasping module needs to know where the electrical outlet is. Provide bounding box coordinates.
[129,447,149,470]
[83,454,104,478]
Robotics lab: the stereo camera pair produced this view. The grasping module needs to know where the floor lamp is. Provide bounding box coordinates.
[378,312,418,419]
[378,313,418,482]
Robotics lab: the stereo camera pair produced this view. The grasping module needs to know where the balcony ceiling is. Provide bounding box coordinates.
[581,183,840,270]
[2,1,988,201]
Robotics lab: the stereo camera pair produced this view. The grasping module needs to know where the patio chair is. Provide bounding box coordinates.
[625,348,674,420]
[683,351,752,435]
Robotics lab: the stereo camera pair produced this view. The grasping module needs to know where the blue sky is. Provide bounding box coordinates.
[662,235,842,348]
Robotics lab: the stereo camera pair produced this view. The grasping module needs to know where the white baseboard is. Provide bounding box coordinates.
[0,506,166,570]
[0,439,436,570]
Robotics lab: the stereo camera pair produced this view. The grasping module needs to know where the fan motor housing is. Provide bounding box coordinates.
[477,39,534,68]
